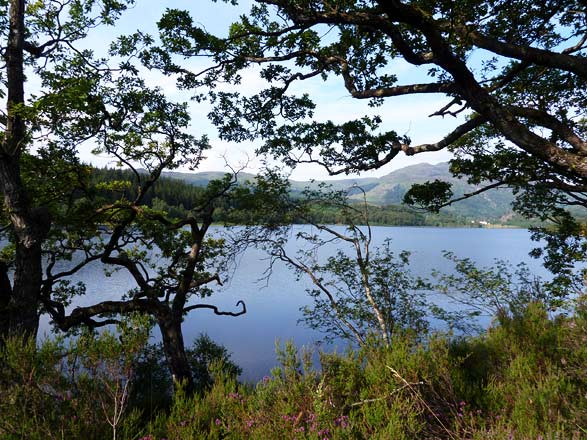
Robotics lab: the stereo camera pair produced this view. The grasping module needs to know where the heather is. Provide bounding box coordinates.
[2,298,587,439]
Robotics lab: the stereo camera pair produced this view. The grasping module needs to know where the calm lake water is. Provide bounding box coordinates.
[38,226,547,381]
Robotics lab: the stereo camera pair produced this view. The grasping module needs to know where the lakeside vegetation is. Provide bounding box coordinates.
[3,0,587,439]
[3,299,586,439]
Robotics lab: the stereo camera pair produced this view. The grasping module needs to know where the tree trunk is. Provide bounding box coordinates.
[0,0,47,340]
[0,262,11,339]
[9,239,43,338]
[0,158,48,339]
[158,314,195,395]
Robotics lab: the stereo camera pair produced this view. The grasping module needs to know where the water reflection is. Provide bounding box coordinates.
[38,226,545,381]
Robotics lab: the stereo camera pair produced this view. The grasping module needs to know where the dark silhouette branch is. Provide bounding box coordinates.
[293,115,486,176]
[46,298,161,331]
[189,274,223,289]
[183,300,247,316]
[509,106,587,153]
[402,116,486,156]
[442,181,506,208]
[349,82,457,100]
[457,25,587,78]
[374,0,587,178]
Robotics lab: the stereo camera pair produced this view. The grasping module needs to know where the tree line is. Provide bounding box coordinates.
[90,166,471,226]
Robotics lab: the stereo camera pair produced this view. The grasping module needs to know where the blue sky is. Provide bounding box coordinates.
[78,0,462,181]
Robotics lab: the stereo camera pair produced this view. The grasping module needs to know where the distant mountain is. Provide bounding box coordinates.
[162,163,515,221]
[288,163,516,221]
[352,163,515,220]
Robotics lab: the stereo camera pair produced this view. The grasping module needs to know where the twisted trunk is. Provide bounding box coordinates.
[158,312,194,394]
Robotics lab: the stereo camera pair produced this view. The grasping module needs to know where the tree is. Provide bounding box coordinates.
[146,0,587,278]
[0,0,262,395]
[276,227,429,347]
[153,0,587,177]
[236,182,430,347]
[0,0,141,338]
[44,167,251,394]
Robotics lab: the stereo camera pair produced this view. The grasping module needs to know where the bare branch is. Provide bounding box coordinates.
[47,299,160,331]
[183,300,246,316]
[415,180,507,212]
[349,81,457,100]
[271,247,366,345]
[428,97,468,118]
[23,39,63,58]
[460,26,587,78]
[189,273,223,289]
[46,253,103,281]
[562,33,587,54]
[403,116,486,155]
[101,252,151,291]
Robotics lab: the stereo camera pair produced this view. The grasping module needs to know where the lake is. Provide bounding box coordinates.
[38,226,547,382]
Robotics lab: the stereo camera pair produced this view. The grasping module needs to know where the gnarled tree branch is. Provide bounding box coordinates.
[183,300,247,316]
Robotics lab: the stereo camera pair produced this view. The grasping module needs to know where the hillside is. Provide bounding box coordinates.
[353,163,514,220]
[162,162,516,222]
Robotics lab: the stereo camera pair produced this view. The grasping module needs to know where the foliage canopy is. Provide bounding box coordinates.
[148,0,587,277]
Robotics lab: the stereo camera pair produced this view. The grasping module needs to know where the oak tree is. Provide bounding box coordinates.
[0,0,139,338]
[0,0,256,393]
[157,0,587,179]
[149,0,587,280]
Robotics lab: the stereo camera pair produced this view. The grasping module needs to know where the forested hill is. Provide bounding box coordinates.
[92,164,520,225]
[296,162,515,221]
[159,162,517,223]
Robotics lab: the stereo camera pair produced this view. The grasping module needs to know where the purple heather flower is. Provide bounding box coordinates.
[334,415,350,428]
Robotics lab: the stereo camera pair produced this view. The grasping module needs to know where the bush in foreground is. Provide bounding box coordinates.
[2,299,587,439]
